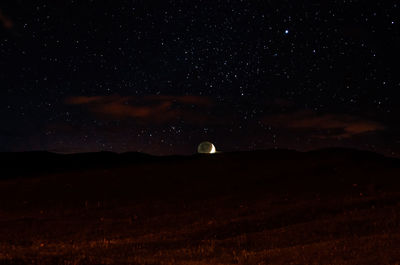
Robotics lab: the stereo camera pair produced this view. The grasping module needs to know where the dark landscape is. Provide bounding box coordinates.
[1,148,400,264]
[2,1,400,264]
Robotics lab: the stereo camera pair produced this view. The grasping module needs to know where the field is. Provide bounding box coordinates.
[0,149,399,264]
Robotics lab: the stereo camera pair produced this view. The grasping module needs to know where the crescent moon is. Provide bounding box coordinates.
[210,144,216,154]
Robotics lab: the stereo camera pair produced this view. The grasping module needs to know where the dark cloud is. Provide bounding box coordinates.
[271,98,295,108]
[65,95,213,124]
[0,9,13,29]
[263,110,385,139]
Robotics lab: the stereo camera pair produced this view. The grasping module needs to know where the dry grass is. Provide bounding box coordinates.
[1,150,400,264]
[1,192,399,264]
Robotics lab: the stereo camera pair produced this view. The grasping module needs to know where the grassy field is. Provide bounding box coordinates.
[0,150,399,264]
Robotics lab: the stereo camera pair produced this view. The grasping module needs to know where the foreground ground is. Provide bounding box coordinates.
[0,149,399,264]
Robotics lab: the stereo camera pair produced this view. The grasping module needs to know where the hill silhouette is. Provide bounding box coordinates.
[1,147,397,177]
[0,148,399,264]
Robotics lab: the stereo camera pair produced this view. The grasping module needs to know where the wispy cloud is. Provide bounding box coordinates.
[0,9,13,29]
[66,95,213,124]
[263,110,385,139]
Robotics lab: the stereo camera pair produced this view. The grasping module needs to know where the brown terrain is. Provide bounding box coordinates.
[0,148,399,264]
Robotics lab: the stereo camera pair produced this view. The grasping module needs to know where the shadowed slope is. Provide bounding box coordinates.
[0,148,399,264]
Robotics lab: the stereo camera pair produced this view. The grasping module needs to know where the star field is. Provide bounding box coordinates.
[0,1,399,156]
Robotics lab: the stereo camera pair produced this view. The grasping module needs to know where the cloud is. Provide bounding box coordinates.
[263,110,385,139]
[65,96,105,105]
[0,9,13,29]
[143,95,212,106]
[65,95,213,124]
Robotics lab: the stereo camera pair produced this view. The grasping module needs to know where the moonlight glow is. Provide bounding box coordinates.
[197,142,217,154]
[210,145,216,153]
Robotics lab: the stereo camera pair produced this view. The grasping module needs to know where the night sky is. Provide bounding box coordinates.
[1,1,399,156]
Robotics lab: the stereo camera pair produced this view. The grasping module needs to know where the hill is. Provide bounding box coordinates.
[0,148,399,264]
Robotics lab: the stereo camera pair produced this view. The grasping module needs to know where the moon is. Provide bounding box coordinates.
[197,141,217,154]
[210,144,216,154]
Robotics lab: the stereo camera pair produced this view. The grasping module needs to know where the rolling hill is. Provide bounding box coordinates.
[0,148,399,264]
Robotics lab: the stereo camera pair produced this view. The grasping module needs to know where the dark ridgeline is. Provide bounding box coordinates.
[0,148,399,195]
